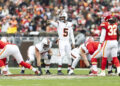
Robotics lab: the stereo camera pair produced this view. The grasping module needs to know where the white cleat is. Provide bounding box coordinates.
[89,70,98,76]
[7,71,12,75]
[97,72,106,76]
[2,71,8,75]
[68,70,74,75]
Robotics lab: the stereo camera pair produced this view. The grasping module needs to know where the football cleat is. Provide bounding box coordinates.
[68,70,75,75]
[97,71,106,76]
[57,70,64,75]
[46,70,51,75]
[20,70,25,74]
[35,70,42,75]
[108,70,115,76]
[67,69,70,74]
[89,70,98,76]
[2,71,8,75]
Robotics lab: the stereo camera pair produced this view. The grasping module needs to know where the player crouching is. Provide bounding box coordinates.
[21,38,52,75]
[0,40,40,75]
[68,37,93,75]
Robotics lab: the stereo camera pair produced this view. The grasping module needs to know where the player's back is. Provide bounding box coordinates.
[100,22,117,40]
[57,21,73,41]
[86,41,99,55]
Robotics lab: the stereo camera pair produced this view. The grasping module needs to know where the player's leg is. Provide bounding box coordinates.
[11,45,40,75]
[21,53,35,74]
[111,43,120,76]
[0,59,7,75]
[43,53,51,75]
[66,43,72,73]
[107,58,114,75]
[90,48,103,75]
[69,53,81,75]
[99,41,110,76]
[57,40,65,75]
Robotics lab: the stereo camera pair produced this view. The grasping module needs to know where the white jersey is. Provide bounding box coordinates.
[35,42,52,54]
[71,44,88,58]
[51,21,75,44]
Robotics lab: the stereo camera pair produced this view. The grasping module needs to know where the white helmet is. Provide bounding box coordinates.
[85,37,94,43]
[59,12,68,21]
[42,38,50,45]
[1,37,8,42]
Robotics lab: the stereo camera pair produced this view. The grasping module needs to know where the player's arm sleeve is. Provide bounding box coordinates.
[99,28,106,43]
[50,21,58,27]
[70,27,75,45]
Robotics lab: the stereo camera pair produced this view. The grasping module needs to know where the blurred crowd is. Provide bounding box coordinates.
[0,0,120,35]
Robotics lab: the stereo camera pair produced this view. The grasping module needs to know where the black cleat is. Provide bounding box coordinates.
[46,70,51,75]
[57,70,64,75]
[108,70,113,74]
[20,70,25,74]
[89,70,92,74]
[67,69,70,74]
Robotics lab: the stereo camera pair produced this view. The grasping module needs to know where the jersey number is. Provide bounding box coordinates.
[63,28,68,37]
[108,25,117,36]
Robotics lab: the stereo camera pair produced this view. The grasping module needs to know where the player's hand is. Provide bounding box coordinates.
[72,44,75,49]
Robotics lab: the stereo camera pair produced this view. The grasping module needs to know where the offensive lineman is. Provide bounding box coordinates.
[21,38,52,75]
[49,11,75,75]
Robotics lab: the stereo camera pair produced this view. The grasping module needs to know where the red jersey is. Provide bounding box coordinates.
[100,22,117,40]
[86,41,99,55]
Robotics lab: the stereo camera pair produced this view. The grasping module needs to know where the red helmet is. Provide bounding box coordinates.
[104,15,112,21]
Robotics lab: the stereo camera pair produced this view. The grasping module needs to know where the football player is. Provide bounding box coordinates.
[48,11,75,75]
[21,38,52,75]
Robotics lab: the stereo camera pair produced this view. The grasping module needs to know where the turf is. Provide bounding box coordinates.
[0,68,120,86]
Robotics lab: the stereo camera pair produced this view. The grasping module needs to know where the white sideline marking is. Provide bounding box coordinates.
[0,75,93,80]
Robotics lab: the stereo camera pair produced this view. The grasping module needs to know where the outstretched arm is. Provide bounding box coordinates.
[48,20,59,27]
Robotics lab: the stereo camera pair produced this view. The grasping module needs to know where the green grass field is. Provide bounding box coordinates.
[0,68,120,86]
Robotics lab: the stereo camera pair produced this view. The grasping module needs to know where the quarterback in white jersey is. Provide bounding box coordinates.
[49,12,75,75]
[21,38,52,75]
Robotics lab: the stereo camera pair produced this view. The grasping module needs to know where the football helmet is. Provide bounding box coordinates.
[59,12,68,22]
[1,37,8,42]
[85,37,94,43]
[105,15,117,24]
[42,38,50,49]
